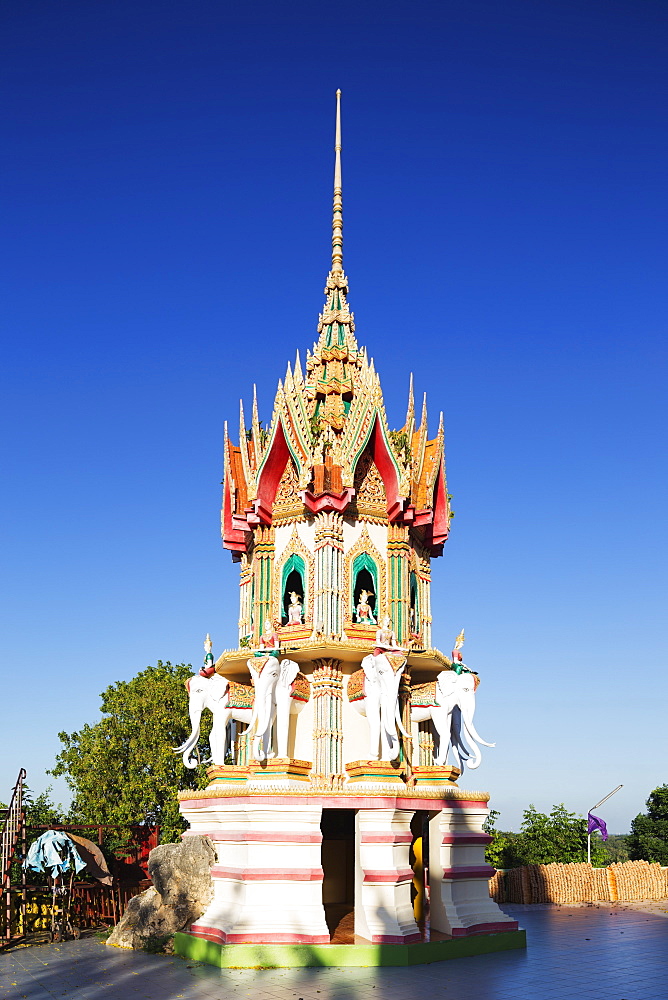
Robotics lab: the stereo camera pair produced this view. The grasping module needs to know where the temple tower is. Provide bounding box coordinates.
[223,91,449,654]
[176,92,524,967]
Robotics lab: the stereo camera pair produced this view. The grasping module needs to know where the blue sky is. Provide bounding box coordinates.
[1,0,666,832]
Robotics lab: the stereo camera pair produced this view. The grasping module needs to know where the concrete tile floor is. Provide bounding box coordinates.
[1,905,667,1000]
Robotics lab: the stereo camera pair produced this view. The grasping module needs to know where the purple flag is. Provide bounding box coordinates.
[587,812,608,841]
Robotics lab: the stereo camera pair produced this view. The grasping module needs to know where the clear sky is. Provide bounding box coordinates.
[1,0,666,832]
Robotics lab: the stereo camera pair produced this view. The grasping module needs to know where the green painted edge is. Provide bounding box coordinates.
[173,929,526,968]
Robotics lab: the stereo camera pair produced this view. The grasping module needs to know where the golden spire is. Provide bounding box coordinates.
[332,89,343,273]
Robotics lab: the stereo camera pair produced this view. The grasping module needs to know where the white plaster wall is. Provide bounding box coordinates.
[342,519,388,557]
[341,667,373,764]
[293,693,315,762]
[273,523,293,564]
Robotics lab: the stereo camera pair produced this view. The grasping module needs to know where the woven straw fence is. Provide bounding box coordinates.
[489,861,668,904]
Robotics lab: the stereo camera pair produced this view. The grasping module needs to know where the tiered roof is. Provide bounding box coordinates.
[222,91,450,558]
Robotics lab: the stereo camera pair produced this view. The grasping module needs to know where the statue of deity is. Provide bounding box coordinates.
[287,591,304,625]
[451,628,472,675]
[254,620,280,657]
[355,589,376,624]
[373,615,404,656]
[199,633,216,677]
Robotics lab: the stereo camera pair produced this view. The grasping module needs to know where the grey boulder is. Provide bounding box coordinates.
[107,835,215,950]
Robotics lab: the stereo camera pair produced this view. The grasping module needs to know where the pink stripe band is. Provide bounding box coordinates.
[441,833,492,845]
[363,868,415,884]
[360,833,413,845]
[186,830,323,844]
[190,924,330,945]
[371,932,422,944]
[451,921,519,936]
[441,865,496,879]
[211,866,324,881]
[182,795,488,809]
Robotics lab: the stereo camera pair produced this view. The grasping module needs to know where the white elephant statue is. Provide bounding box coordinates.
[347,651,410,761]
[246,655,308,761]
[410,669,494,771]
[174,662,309,767]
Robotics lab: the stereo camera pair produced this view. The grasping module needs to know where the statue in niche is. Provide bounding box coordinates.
[355,589,376,624]
[287,591,304,624]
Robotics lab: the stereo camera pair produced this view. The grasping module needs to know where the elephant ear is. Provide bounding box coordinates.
[209,674,230,703]
[279,658,300,688]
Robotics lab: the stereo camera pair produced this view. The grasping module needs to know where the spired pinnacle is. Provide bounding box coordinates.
[332,88,343,273]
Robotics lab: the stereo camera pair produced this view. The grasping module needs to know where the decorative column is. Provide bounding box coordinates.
[428,799,519,937]
[418,721,434,766]
[237,553,252,643]
[387,524,410,643]
[184,802,330,945]
[313,512,344,637]
[355,808,421,944]
[252,525,274,639]
[310,658,344,788]
[398,667,413,777]
[419,558,432,648]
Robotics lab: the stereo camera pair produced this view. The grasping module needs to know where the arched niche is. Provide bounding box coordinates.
[352,552,379,624]
[281,553,306,625]
[409,570,420,635]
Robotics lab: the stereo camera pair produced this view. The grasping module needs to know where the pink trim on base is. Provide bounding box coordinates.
[186,830,323,844]
[190,924,330,945]
[371,932,422,945]
[360,832,413,845]
[441,833,492,846]
[441,865,496,880]
[182,794,489,810]
[451,921,519,937]
[363,868,414,884]
[211,866,324,881]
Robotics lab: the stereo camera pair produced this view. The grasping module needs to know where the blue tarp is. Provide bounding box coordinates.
[24,830,87,878]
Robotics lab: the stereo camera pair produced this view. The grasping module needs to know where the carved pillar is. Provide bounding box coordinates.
[310,658,344,787]
[388,524,410,643]
[418,721,434,766]
[234,722,253,766]
[420,558,432,648]
[238,553,252,643]
[398,667,413,777]
[252,525,275,639]
[313,512,344,637]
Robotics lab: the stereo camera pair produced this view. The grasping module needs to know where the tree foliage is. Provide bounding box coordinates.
[24,785,67,828]
[486,804,608,868]
[627,785,668,864]
[51,661,208,844]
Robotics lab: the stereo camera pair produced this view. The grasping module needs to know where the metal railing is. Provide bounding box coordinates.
[1,769,27,943]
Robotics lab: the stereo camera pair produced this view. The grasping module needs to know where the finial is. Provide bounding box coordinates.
[251,384,261,449]
[420,392,428,432]
[405,373,415,429]
[332,89,343,273]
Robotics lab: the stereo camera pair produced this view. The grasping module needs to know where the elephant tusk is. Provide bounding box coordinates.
[173,721,202,768]
[463,717,495,748]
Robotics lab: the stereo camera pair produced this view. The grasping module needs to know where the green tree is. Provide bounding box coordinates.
[24,785,67,828]
[51,661,209,844]
[506,803,608,867]
[627,785,668,864]
[483,809,514,869]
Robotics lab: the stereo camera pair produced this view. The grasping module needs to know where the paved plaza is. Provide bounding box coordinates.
[1,905,667,1000]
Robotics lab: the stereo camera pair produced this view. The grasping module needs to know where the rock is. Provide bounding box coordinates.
[107,836,215,950]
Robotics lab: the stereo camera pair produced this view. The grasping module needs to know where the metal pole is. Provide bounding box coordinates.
[587,785,623,864]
